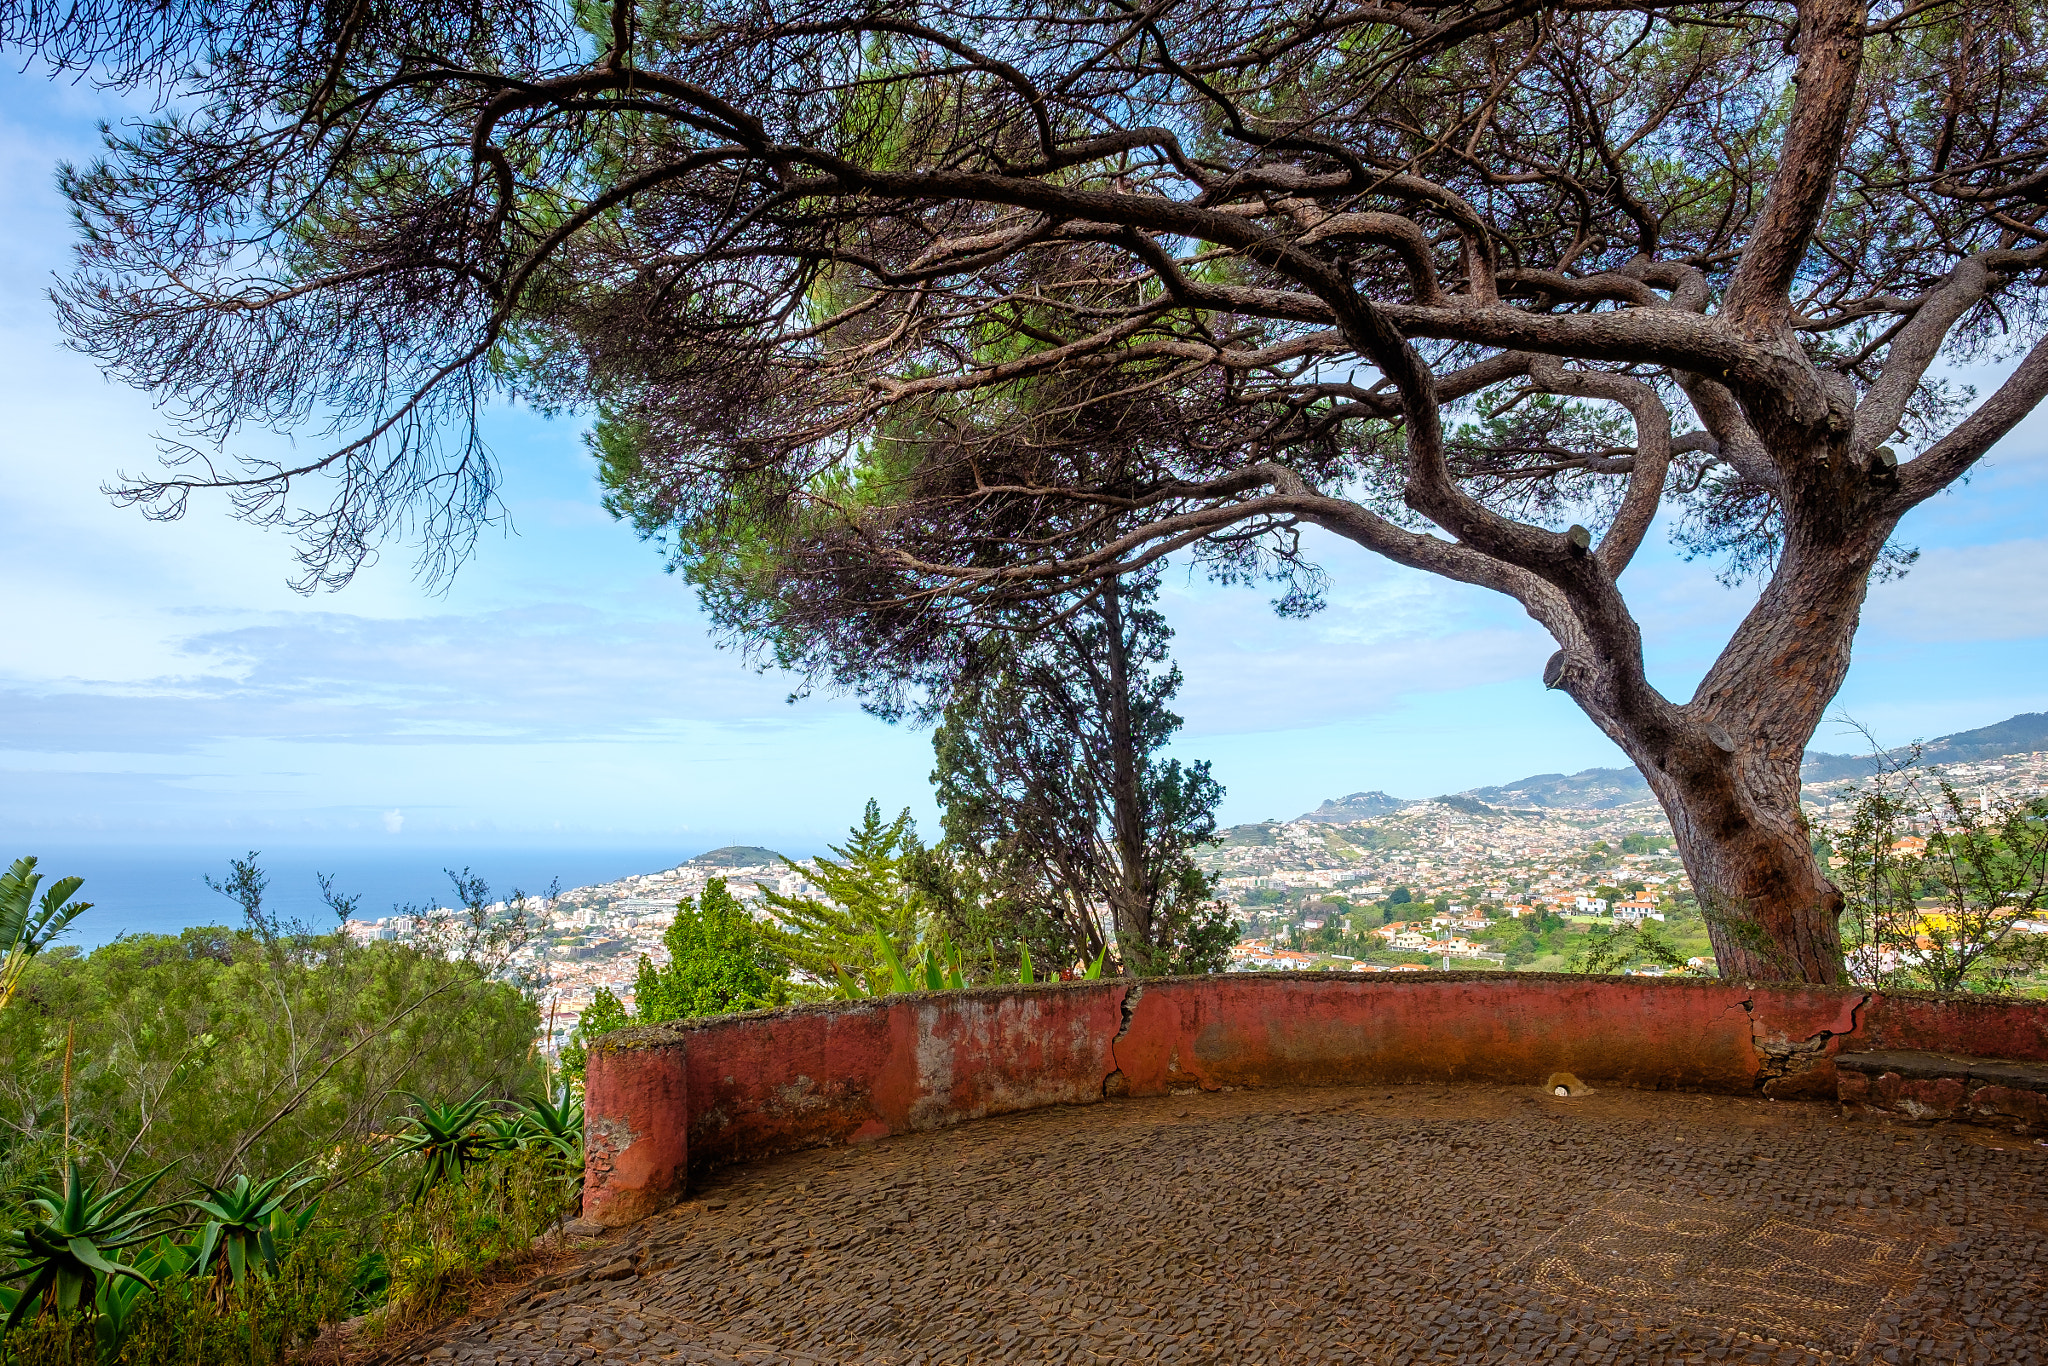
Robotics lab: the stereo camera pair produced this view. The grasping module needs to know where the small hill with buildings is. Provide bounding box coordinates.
[1455,766,1653,811]
[1298,790,1409,823]
[686,844,788,868]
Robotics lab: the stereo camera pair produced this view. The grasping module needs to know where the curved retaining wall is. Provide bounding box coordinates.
[580,972,2048,1226]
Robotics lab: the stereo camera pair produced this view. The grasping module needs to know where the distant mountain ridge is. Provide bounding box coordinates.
[1292,710,2048,819]
[1800,712,2048,783]
[1459,767,1651,810]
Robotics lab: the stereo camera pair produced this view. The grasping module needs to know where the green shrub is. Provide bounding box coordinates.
[0,927,542,1206]
[372,1144,578,1334]
[0,856,574,1362]
[0,1232,345,1366]
[561,877,789,1081]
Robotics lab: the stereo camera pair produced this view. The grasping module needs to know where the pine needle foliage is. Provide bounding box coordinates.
[759,802,924,985]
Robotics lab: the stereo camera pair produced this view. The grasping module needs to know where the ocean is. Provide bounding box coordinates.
[13,845,700,951]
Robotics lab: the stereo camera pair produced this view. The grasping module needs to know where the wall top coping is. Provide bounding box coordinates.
[590,977,1118,1052]
[588,970,2045,1057]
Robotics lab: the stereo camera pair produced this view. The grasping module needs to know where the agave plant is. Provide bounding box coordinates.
[517,1088,584,1162]
[829,962,877,999]
[382,1089,508,1202]
[1,1159,174,1331]
[187,1164,319,1289]
[871,930,917,993]
[0,856,93,1012]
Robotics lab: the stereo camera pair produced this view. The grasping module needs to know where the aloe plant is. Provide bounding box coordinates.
[187,1164,319,1289]
[914,937,970,991]
[479,1112,530,1152]
[93,1235,194,1357]
[1,1159,174,1331]
[871,930,915,993]
[0,856,93,1012]
[382,1089,508,1202]
[517,1088,584,1162]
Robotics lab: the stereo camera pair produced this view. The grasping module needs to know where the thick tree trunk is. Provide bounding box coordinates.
[1587,514,1886,983]
[1629,739,1845,983]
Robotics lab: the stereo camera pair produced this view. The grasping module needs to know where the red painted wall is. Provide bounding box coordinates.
[1108,975,1871,1094]
[680,982,1126,1165]
[583,1032,689,1227]
[580,982,1126,1223]
[578,972,2048,1226]
[1860,990,2048,1061]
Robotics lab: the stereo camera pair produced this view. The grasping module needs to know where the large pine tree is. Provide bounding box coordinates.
[14,0,2048,978]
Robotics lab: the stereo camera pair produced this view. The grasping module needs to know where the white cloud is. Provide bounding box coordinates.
[0,601,867,753]
[382,809,405,835]
[1158,532,1550,736]
[1862,539,2048,642]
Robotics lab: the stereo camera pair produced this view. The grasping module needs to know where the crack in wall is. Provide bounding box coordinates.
[1748,993,1872,1091]
[1113,980,1143,1043]
[1102,981,1143,1098]
[1844,991,1871,1041]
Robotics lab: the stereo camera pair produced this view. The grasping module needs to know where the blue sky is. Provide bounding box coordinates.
[1,70,2044,859]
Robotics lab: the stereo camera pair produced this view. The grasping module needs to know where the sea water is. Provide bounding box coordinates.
[12,845,700,951]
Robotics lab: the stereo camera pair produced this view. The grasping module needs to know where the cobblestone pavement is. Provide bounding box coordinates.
[410,1085,2047,1366]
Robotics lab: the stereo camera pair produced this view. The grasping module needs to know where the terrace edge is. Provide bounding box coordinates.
[579,972,2048,1226]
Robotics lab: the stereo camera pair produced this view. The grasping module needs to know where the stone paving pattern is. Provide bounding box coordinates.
[412,1086,2047,1365]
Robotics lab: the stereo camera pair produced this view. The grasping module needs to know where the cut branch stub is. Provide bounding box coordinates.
[1542,651,1568,690]
[1703,722,1739,754]
[1565,525,1593,557]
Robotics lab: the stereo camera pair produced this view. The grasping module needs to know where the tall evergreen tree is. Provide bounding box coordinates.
[932,573,1233,977]
[632,878,791,1021]
[561,878,789,1079]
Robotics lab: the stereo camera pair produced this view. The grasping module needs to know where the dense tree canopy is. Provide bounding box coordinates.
[760,800,925,983]
[1,927,538,1216]
[562,876,790,1079]
[9,0,2048,980]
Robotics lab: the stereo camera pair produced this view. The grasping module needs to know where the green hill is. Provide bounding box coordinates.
[686,844,787,868]
[1298,790,1409,823]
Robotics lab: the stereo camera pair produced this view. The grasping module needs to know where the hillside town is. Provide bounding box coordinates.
[339,746,2048,1045]
[342,848,821,1049]
[1200,800,1679,915]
